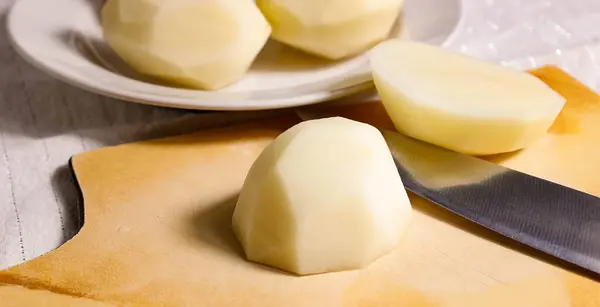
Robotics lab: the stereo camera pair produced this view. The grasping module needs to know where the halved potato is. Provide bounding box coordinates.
[370,40,566,155]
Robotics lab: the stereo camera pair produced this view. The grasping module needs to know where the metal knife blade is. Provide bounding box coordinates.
[296,109,600,275]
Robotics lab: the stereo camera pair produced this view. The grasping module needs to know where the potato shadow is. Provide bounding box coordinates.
[186,195,244,258]
[250,40,338,73]
[57,28,191,89]
[184,194,296,276]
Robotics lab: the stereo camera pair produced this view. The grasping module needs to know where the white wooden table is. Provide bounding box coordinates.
[2,0,600,269]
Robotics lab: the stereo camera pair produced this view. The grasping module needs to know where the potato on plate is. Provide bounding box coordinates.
[257,0,404,60]
[102,0,271,90]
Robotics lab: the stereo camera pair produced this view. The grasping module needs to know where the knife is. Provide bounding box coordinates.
[296,108,600,276]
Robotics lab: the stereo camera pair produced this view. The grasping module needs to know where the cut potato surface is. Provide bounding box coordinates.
[257,0,403,60]
[101,0,271,90]
[232,117,412,275]
[370,40,566,155]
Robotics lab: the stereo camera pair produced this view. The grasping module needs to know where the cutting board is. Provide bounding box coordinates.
[1,66,600,306]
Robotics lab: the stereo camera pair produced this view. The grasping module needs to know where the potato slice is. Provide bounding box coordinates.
[370,40,566,155]
[232,117,412,275]
[256,0,403,60]
[101,0,271,90]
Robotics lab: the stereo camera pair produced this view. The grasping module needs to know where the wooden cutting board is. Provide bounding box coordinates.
[2,66,600,306]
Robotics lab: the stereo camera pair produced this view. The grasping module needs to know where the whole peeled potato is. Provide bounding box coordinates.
[101,0,271,90]
[256,0,404,60]
[233,117,412,275]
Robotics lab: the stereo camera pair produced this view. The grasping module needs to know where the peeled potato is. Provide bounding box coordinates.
[370,40,566,155]
[232,117,412,275]
[256,0,403,60]
[101,0,271,90]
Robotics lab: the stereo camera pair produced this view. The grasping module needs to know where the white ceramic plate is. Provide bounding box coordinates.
[8,0,465,111]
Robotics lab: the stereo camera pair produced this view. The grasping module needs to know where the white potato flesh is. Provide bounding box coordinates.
[370,40,566,155]
[232,117,412,275]
[101,0,271,90]
[256,0,403,60]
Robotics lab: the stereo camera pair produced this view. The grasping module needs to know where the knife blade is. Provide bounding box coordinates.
[296,109,600,275]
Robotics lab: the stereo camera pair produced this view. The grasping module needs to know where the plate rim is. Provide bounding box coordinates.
[7,0,467,111]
